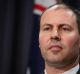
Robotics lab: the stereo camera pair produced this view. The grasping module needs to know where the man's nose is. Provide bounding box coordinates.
[50,29,61,41]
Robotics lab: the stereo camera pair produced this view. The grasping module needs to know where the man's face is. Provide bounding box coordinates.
[39,8,80,67]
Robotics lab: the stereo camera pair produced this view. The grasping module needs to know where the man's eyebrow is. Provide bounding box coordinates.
[41,24,52,27]
[59,23,71,27]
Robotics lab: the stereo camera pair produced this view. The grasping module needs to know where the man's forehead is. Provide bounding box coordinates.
[41,5,75,19]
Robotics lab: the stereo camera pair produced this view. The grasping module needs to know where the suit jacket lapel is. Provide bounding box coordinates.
[77,68,80,74]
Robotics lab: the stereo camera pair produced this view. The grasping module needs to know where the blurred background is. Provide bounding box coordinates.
[0,0,80,74]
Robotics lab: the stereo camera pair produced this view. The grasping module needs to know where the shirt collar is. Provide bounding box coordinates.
[62,64,79,74]
[45,64,79,74]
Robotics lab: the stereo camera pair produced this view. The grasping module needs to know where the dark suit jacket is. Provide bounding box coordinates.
[40,69,80,74]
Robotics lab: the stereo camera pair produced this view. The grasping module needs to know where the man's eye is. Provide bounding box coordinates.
[43,27,51,31]
[62,27,71,31]
[63,28,69,30]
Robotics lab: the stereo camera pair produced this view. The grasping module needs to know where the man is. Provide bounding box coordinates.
[39,3,80,74]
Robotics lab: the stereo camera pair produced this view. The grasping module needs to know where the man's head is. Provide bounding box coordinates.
[39,3,80,68]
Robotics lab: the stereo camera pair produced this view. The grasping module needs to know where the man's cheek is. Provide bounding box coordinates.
[63,37,75,46]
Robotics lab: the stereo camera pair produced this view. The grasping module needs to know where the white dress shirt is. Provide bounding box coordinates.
[45,64,79,74]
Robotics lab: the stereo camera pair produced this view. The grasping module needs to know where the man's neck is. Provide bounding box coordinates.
[45,63,79,74]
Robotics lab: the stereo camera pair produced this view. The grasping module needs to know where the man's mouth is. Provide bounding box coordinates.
[48,45,62,52]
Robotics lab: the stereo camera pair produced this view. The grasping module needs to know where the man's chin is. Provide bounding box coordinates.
[45,59,68,68]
